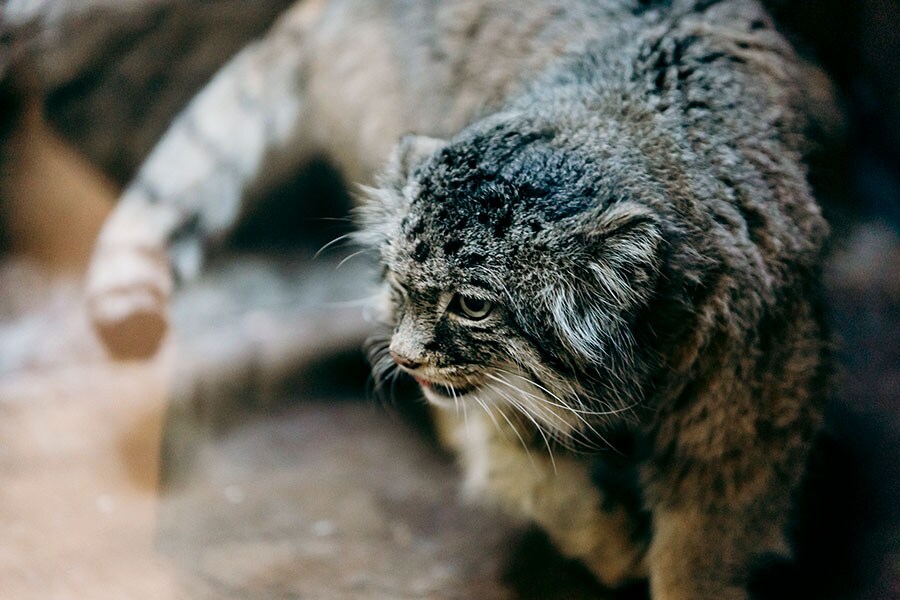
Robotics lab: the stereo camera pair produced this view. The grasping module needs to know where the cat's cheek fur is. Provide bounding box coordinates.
[538,203,664,366]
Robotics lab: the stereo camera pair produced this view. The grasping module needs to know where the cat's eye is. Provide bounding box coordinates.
[453,294,493,320]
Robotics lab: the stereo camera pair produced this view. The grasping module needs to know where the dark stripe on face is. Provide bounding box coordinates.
[461,253,485,266]
[413,241,430,262]
[443,238,463,255]
[467,277,494,291]
[424,318,508,367]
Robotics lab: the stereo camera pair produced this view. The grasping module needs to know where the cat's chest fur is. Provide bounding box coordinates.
[432,407,651,586]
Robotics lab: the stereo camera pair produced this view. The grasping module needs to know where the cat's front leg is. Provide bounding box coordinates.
[86,0,327,358]
[642,435,807,600]
[646,504,790,600]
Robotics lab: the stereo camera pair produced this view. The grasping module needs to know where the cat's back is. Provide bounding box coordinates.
[300,0,638,177]
[304,0,835,178]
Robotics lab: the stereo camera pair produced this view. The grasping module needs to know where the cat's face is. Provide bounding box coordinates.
[358,120,664,438]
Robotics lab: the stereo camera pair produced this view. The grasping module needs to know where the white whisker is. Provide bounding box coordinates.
[470,394,505,439]
[314,232,355,258]
[486,370,615,453]
[336,248,372,269]
[475,390,535,467]
[483,384,552,471]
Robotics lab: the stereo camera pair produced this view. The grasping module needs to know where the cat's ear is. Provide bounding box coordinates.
[545,202,664,363]
[386,134,448,183]
[355,135,447,248]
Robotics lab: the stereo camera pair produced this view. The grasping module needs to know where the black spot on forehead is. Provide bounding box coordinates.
[413,241,430,262]
[481,193,505,210]
[411,125,600,228]
[519,181,550,199]
[443,238,463,255]
[493,211,513,238]
[461,252,485,267]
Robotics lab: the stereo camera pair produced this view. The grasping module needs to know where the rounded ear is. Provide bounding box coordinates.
[354,134,447,248]
[385,134,448,183]
[543,202,664,363]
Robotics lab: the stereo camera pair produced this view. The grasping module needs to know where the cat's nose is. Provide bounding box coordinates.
[390,350,422,371]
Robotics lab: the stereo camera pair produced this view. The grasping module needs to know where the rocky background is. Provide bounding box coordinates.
[0,1,898,598]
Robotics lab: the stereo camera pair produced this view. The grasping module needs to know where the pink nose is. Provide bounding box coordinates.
[390,350,421,370]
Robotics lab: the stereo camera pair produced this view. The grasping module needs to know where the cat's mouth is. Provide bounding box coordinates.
[413,376,477,399]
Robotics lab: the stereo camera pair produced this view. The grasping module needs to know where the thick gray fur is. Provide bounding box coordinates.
[86,0,836,596]
[359,1,833,597]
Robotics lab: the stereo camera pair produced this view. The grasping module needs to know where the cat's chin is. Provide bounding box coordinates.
[422,392,460,409]
[416,377,478,407]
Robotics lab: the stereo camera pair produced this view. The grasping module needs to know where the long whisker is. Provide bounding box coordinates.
[493,367,627,417]
[336,248,372,269]
[314,232,356,258]
[504,363,639,428]
[487,374,575,433]
[483,384,552,471]
[460,389,469,429]
[363,335,397,405]
[475,390,535,467]
[486,371,612,453]
[470,394,505,440]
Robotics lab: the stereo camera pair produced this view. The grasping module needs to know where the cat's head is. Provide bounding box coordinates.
[357,116,665,439]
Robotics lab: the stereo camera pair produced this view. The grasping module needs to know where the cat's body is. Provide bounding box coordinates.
[85,1,835,597]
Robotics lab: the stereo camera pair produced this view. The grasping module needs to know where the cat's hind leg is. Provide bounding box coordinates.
[85,0,329,358]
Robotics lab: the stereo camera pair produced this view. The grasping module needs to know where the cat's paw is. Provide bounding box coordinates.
[86,244,171,359]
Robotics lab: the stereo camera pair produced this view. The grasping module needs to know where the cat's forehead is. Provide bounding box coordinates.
[412,128,603,226]
[397,187,540,275]
[387,196,514,291]
[383,125,606,288]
